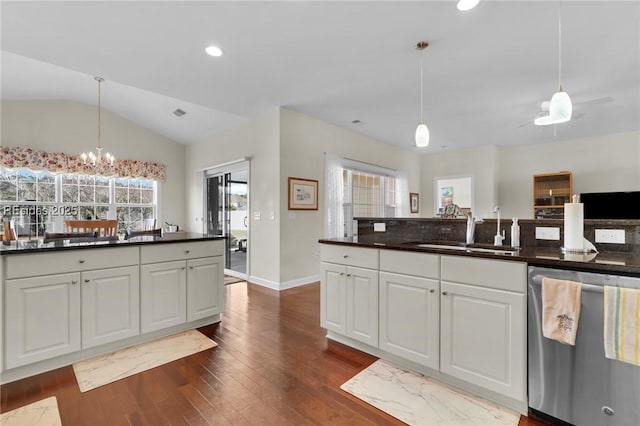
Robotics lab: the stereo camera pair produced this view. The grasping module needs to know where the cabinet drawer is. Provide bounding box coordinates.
[5,247,139,279]
[380,250,439,278]
[140,240,223,264]
[440,255,526,293]
[320,244,378,269]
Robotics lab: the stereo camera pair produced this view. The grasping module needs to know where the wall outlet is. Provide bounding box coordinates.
[535,226,560,240]
[374,223,386,232]
[595,229,625,244]
[253,211,261,221]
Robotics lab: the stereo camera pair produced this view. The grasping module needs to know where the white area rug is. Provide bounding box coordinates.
[341,359,519,426]
[73,329,217,392]
[0,396,62,426]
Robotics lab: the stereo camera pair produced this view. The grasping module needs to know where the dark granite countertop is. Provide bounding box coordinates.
[319,237,640,277]
[1,233,226,255]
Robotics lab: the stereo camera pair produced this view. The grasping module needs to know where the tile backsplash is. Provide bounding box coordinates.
[355,218,640,253]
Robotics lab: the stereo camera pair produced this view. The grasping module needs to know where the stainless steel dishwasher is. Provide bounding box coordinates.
[528,266,640,426]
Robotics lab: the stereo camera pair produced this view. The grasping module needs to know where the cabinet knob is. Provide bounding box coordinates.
[343,254,348,258]
[181,266,186,270]
[84,279,90,283]
[442,291,448,296]
[185,250,191,254]
[339,272,344,276]
[429,289,435,293]
[189,266,194,270]
[78,259,85,264]
[346,273,351,277]
[71,280,78,285]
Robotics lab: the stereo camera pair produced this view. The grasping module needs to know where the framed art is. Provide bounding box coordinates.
[410,192,419,213]
[288,177,318,210]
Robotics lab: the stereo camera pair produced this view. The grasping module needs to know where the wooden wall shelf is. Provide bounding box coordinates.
[533,171,573,219]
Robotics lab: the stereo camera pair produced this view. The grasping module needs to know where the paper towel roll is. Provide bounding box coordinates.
[564,203,584,250]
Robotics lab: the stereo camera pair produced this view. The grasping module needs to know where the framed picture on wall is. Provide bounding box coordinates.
[410,192,419,213]
[288,177,318,210]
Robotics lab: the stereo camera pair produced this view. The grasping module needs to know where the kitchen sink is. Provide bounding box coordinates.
[408,242,519,256]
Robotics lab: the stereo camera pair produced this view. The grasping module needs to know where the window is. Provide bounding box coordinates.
[0,167,157,236]
[115,178,156,232]
[340,162,405,237]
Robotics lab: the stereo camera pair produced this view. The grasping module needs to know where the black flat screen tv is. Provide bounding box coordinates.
[580,191,640,219]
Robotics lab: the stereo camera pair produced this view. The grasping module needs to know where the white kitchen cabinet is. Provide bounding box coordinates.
[440,255,526,402]
[81,266,140,349]
[320,262,346,334]
[140,240,224,332]
[379,271,439,369]
[320,245,379,347]
[140,261,187,333]
[345,266,379,346]
[379,250,440,369]
[187,256,224,321]
[5,273,81,369]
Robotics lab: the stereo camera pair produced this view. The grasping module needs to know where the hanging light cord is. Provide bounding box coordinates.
[97,77,103,151]
[420,52,424,123]
[557,1,563,89]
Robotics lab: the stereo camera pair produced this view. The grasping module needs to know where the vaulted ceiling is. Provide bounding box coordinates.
[2,1,639,152]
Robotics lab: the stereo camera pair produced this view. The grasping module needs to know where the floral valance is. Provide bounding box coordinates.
[0,145,166,182]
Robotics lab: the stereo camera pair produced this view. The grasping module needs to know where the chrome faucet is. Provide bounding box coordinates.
[493,206,505,246]
[466,211,483,244]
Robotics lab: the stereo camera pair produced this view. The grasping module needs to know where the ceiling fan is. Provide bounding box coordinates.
[517,96,613,128]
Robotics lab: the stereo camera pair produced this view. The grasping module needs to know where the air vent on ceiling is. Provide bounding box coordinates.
[173,108,186,117]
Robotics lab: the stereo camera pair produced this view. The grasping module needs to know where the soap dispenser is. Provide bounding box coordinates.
[510,218,520,249]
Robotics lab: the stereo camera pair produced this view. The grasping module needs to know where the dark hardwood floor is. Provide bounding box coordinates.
[1,280,552,425]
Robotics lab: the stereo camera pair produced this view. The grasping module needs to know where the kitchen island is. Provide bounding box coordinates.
[1,233,226,384]
[319,233,640,415]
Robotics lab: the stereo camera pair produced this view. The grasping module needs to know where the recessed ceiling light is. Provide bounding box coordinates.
[205,45,223,57]
[457,0,480,11]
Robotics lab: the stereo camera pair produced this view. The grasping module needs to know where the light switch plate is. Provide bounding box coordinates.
[535,226,560,240]
[595,229,625,244]
[374,223,386,232]
[253,211,261,220]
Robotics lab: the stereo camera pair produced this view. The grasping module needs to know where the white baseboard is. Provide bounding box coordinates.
[248,274,320,291]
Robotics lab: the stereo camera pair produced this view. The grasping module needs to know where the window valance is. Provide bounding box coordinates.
[0,145,166,182]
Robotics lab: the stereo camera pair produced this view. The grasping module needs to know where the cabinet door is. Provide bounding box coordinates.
[187,257,223,321]
[5,273,81,369]
[379,272,439,369]
[346,266,379,347]
[320,262,346,334]
[140,261,187,333]
[440,281,525,401]
[81,266,140,349]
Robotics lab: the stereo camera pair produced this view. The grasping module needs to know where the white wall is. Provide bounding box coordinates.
[185,107,281,286]
[279,108,422,284]
[421,145,499,219]
[499,131,640,218]
[1,100,186,227]
[420,131,640,221]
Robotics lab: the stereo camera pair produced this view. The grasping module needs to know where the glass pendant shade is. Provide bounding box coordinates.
[549,88,572,123]
[415,123,430,147]
[456,0,480,11]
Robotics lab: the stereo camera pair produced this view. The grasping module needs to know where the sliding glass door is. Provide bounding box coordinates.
[204,161,249,278]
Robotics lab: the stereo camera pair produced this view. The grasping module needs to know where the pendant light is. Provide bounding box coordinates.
[549,1,572,123]
[456,0,480,12]
[415,41,430,148]
[81,76,115,167]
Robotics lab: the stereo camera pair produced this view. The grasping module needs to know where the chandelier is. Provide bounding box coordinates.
[81,76,115,166]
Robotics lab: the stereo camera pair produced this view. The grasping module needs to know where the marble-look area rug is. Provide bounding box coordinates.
[73,329,217,392]
[341,359,519,426]
[0,396,62,426]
